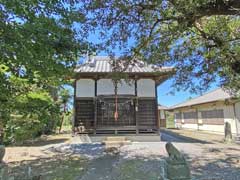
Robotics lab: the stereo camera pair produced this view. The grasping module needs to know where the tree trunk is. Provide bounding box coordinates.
[0,121,5,162]
[0,121,4,145]
[59,104,66,133]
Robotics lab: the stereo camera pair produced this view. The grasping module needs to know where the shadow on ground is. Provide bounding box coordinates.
[0,155,88,180]
[78,153,166,180]
[161,130,213,144]
[17,138,70,147]
[47,143,105,159]
[184,151,240,180]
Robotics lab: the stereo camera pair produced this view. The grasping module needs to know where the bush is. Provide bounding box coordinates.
[4,90,61,144]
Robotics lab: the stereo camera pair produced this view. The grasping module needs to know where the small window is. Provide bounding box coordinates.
[175,113,182,123]
[201,109,224,125]
[183,111,198,124]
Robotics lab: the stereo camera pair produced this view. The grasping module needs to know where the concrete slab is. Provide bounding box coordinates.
[88,135,161,143]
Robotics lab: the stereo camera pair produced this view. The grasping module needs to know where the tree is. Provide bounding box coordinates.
[80,0,240,94]
[58,88,72,133]
[0,0,88,143]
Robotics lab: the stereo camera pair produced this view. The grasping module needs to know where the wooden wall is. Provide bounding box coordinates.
[137,99,157,129]
[74,97,158,133]
[75,99,94,131]
[74,78,158,133]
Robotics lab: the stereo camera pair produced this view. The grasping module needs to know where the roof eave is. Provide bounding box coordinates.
[168,98,236,110]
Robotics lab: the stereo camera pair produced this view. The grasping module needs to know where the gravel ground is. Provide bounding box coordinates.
[46,131,240,180]
[2,131,240,180]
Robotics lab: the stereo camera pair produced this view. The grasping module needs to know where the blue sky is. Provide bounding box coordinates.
[85,33,219,107]
[157,79,217,107]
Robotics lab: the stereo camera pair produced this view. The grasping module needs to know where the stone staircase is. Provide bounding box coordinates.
[102,136,131,148]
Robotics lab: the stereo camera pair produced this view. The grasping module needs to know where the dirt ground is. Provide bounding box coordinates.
[0,130,240,180]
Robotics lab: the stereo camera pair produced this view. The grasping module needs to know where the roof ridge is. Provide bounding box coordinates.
[170,87,222,108]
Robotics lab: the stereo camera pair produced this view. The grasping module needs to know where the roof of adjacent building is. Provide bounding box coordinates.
[74,56,173,73]
[170,88,233,109]
[158,104,168,110]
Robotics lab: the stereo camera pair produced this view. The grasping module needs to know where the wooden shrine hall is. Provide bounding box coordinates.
[73,56,174,134]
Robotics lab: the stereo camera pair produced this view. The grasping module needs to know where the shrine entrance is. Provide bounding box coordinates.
[96,96,136,127]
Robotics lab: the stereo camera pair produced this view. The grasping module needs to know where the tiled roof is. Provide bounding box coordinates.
[74,56,173,73]
[170,88,233,109]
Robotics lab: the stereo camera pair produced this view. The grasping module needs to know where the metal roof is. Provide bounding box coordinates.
[74,56,173,73]
[170,88,233,109]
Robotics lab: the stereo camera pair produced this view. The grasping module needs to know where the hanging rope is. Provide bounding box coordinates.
[114,94,118,121]
[114,81,118,121]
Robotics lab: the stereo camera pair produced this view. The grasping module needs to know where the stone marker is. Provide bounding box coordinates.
[165,142,191,180]
[224,122,232,142]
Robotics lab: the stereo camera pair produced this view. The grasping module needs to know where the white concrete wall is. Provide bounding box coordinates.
[137,79,155,97]
[173,101,238,134]
[76,79,95,97]
[223,104,237,134]
[198,124,224,133]
[97,79,135,95]
[77,78,156,97]
[118,80,135,95]
[181,123,199,130]
[97,79,114,95]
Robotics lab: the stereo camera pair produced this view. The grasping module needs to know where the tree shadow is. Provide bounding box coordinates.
[161,129,213,144]
[0,154,88,180]
[78,151,167,180]
[183,151,240,180]
[21,138,70,147]
[46,143,105,159]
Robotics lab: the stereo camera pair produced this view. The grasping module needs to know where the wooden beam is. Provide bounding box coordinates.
[94,79,98,134]
[196,108,199,131]
[73,79,77,134]
[155,83,160,134]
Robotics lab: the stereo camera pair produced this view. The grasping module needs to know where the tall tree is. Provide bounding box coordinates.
[0,0,88,143]
[80,0,240,94]
[58,88,72,133]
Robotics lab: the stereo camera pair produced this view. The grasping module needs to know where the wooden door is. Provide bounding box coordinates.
[97,98,135,126]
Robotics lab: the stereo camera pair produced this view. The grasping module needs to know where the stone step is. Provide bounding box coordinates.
[105,136,127,141]
[103,140,132,147]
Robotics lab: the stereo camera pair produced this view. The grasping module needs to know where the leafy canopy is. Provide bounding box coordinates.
[80,0,240,94]
[0,0,87,143]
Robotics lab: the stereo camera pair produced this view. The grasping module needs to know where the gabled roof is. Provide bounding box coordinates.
[170,88,233,109]
[74,56,173,73]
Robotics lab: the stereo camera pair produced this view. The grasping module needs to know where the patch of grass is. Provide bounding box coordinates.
[1,155,88,180]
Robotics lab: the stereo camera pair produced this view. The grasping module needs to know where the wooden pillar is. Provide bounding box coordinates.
[233,103,239,136]
[155,82,160,134]
[73,79,77,135]
[196,108,199,131]
[180,110,184,125]
[135,78,139,134]
[93,79,98,134]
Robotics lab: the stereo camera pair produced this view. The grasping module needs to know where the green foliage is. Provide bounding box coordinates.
[0,1,87,144]
[59,89,72,107]
[166,112,175,129]
[4,90,60,144]
[80,0,240,94]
